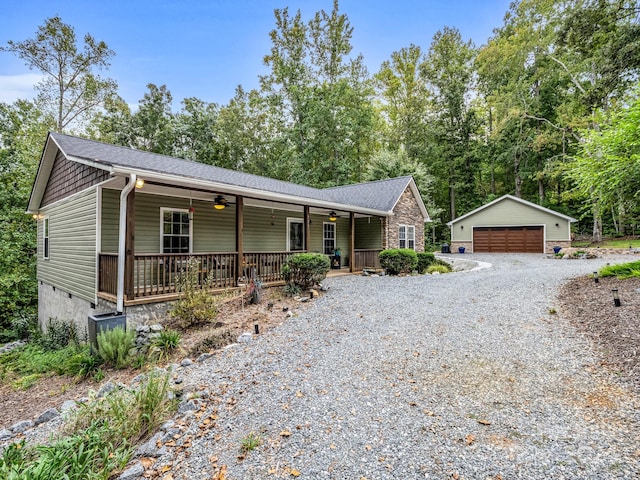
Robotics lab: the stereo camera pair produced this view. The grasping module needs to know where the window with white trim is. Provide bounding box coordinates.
[323,222,336,254]
[43,217,50,259]
[161,208,191,253]
[399,224,415,250]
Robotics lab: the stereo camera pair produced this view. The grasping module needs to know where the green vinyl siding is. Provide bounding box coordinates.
[244,206,298,252]
[38,188,97,303]
[101,190,237,254]
[452,198,571,242]
[100,190,383,257]
[355,217,383,249]
[101,188,119,252]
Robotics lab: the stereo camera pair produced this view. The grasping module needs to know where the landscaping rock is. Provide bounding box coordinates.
[238,332,252,343]
[177,399,198,414]
[97,381,117,398]
[135,431,164,457]
[150,324,163,332]
[0,429,12,441]
[196,353,213,362]
[60,400,78,412]
[0,340,26,354]
[118,461,144,480]
[34,408,60,426]
[180,358,193,367]
[10,420,33,434]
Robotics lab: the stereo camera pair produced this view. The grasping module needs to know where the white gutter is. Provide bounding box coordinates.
[116,174,136,314]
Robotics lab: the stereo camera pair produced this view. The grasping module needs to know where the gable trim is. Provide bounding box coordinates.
[447,194,576,226]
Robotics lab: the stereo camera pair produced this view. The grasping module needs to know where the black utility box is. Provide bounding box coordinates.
[88,312,127,354]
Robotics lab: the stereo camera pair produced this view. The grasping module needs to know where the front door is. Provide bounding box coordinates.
[287,218,304,251]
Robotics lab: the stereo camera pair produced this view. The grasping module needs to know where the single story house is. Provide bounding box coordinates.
[447,194,576,253]
[27,132,430,328]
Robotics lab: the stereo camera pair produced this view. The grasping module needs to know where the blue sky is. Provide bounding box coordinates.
[0,0,512,108]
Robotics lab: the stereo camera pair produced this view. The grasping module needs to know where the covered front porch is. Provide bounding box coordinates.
[97,178,384,305]
[98,249,382,304]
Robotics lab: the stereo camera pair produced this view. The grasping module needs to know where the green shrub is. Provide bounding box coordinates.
[427,259,453,274]
[379,249,418,275]
[69,369,176,444]
[35,318,79,351]
[149,329,182,361]
[0,423,130,480]
[599,261,640,279]
[282,253,330,291]
[96,327,135,369]
[416,252,436,273]
[169,257,222,329]
[0,342,94,384]
[1,371,177,480]
[427,264,452,274]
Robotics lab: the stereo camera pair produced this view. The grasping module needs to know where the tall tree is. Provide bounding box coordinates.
[0,101,54,329]
[374,44,431,161]
[260,0,377,187]
[1,16,118,132]
[422,26,479,221]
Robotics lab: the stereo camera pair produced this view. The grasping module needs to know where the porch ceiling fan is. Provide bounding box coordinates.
[214,194,235,210]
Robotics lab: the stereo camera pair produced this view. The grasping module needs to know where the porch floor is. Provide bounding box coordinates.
[326,267,354,278]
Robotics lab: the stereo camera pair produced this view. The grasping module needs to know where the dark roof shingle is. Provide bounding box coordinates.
[49,133,421,215]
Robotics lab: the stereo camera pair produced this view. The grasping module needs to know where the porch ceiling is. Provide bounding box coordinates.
[105,174,384,218]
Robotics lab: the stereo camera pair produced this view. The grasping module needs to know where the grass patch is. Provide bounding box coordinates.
[572,239,640,248]
[240,431,261,453]
[599,261,640,279]
[0,343,97,384]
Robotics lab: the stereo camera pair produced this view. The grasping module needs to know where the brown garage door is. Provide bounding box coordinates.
[473,226,544,253]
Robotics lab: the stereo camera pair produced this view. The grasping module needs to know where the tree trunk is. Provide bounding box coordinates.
[592,199,602,243]
[514,153,522,198]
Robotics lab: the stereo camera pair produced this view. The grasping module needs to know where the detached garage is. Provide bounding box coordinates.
[447,195,576,254]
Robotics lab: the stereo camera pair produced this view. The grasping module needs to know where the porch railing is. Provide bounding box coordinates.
[98,251,295,300]
[243,251,292,284]
[353,249,382,271]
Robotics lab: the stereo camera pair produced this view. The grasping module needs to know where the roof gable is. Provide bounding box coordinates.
[447,194,577,226]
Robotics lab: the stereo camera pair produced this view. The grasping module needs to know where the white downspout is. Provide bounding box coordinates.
[116,174,136,314]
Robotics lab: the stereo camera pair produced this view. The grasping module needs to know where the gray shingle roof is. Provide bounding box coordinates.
[51,132,328,201]
[48,132,421,215]
[325,176,413,212]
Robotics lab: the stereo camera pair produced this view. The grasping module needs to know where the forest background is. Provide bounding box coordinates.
[1,0,639,334]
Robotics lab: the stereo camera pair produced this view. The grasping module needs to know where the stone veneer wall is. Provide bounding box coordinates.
[546,240,572,253]
[449,241,473,253]
[386,187,425,252]
[39,280,174,334]
[449,240,572,254]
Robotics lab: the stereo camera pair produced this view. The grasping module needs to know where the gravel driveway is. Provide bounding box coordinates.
[154,254,640,479]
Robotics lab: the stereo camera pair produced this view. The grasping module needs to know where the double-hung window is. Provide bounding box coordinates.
[399,225,415,250]
[161,208,191,253]
[323,222,336,255]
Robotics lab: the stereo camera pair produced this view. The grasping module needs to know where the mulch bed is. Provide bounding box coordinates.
[558,275,640,392]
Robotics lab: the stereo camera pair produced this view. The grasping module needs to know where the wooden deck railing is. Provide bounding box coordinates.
[98,251,295,301]
[98,253,118,296]
[353,249,382,271]
[243,251,292,283]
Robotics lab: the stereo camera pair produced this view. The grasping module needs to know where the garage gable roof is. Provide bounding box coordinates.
[447,194,577,226]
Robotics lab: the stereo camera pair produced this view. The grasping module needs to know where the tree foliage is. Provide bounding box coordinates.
[0,101,54,327]
[1,16,118,132]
